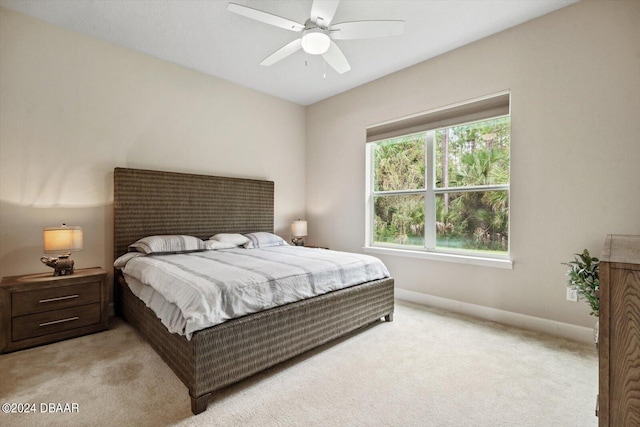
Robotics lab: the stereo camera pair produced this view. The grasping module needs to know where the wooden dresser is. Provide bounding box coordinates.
[0,267,108,353]
[599,235,640,426]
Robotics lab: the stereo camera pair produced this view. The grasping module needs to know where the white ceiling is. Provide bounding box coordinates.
[0,0,578,106]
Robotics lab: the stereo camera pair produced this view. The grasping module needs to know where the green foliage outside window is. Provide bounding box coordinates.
[373,135,425,246]
[372,117,510,254]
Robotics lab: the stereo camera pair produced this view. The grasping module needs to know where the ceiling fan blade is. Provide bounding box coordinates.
[322,40,351,74]
[331,20,405,40]
[227,2,304,32]
[310,0,340,27]
[260,38,303,66]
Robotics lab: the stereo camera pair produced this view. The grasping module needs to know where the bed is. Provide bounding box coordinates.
[113,167,394,415]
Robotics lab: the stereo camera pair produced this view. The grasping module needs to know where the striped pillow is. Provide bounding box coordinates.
[244,232,288,249]
[210,233,250,246]
[129,235,205,254]
[204,240,238,250]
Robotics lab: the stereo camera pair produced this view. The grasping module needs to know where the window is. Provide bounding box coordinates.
[365,93,510,263]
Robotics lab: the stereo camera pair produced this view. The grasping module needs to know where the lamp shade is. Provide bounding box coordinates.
[291,220,308,238]
[43,225,83,254]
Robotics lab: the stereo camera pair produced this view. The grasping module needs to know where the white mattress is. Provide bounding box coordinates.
[119,246,390,339]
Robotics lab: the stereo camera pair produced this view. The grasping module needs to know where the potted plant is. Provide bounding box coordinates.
[563,249,599,343]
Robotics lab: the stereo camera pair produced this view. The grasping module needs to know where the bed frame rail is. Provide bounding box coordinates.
[117,271,394,414]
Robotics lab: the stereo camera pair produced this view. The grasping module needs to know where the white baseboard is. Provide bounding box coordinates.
[395,288,594,344]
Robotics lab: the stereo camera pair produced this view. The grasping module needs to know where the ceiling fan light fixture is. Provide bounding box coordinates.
[301,28,331,55]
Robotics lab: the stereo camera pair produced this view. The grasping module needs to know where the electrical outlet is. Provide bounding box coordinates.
[566,287,578,302]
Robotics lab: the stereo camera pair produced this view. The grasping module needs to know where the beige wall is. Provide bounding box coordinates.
[0,8,306,280]
[306,1,640,328]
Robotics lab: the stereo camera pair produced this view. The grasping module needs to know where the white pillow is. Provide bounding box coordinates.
[204,240,238,250]
[114,252,146,268]
[128,235,206,254]
[244,232,288,249]
[210,233,250,246]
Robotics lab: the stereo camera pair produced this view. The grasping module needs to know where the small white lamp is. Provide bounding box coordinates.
[291,219,308,246]
[41,224,83,276]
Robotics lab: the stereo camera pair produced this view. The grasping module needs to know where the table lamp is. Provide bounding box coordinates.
[291,219,307,246]
[41,224,83,276]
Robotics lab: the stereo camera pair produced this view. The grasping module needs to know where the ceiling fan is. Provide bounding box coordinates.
[227,0,405,74]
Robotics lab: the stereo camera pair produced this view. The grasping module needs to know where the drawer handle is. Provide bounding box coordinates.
[39,294,79,304]
[39,316,79,327]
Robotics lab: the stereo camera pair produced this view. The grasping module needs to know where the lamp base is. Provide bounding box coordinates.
[291,238,305,246]
[40,255,75,276]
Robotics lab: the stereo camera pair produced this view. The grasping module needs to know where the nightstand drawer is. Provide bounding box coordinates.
[12,303,101,341]
[12,281,101,317]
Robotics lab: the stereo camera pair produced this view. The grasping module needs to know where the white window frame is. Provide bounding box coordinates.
[364,93,512,269]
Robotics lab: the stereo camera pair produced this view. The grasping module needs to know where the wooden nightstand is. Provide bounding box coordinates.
[0,267,108,353]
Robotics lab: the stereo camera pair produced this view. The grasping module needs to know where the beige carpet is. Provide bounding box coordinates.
[0,300,597,427]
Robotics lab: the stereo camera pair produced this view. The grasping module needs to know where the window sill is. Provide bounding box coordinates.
[363,245,513,269]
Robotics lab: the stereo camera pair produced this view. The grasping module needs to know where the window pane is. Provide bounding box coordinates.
[435,117,510,188]
[373,134,425,192]
[435,190,508,253]
[374,194,424,246]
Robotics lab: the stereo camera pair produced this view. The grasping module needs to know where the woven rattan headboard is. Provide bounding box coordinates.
[113,167,274,258]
